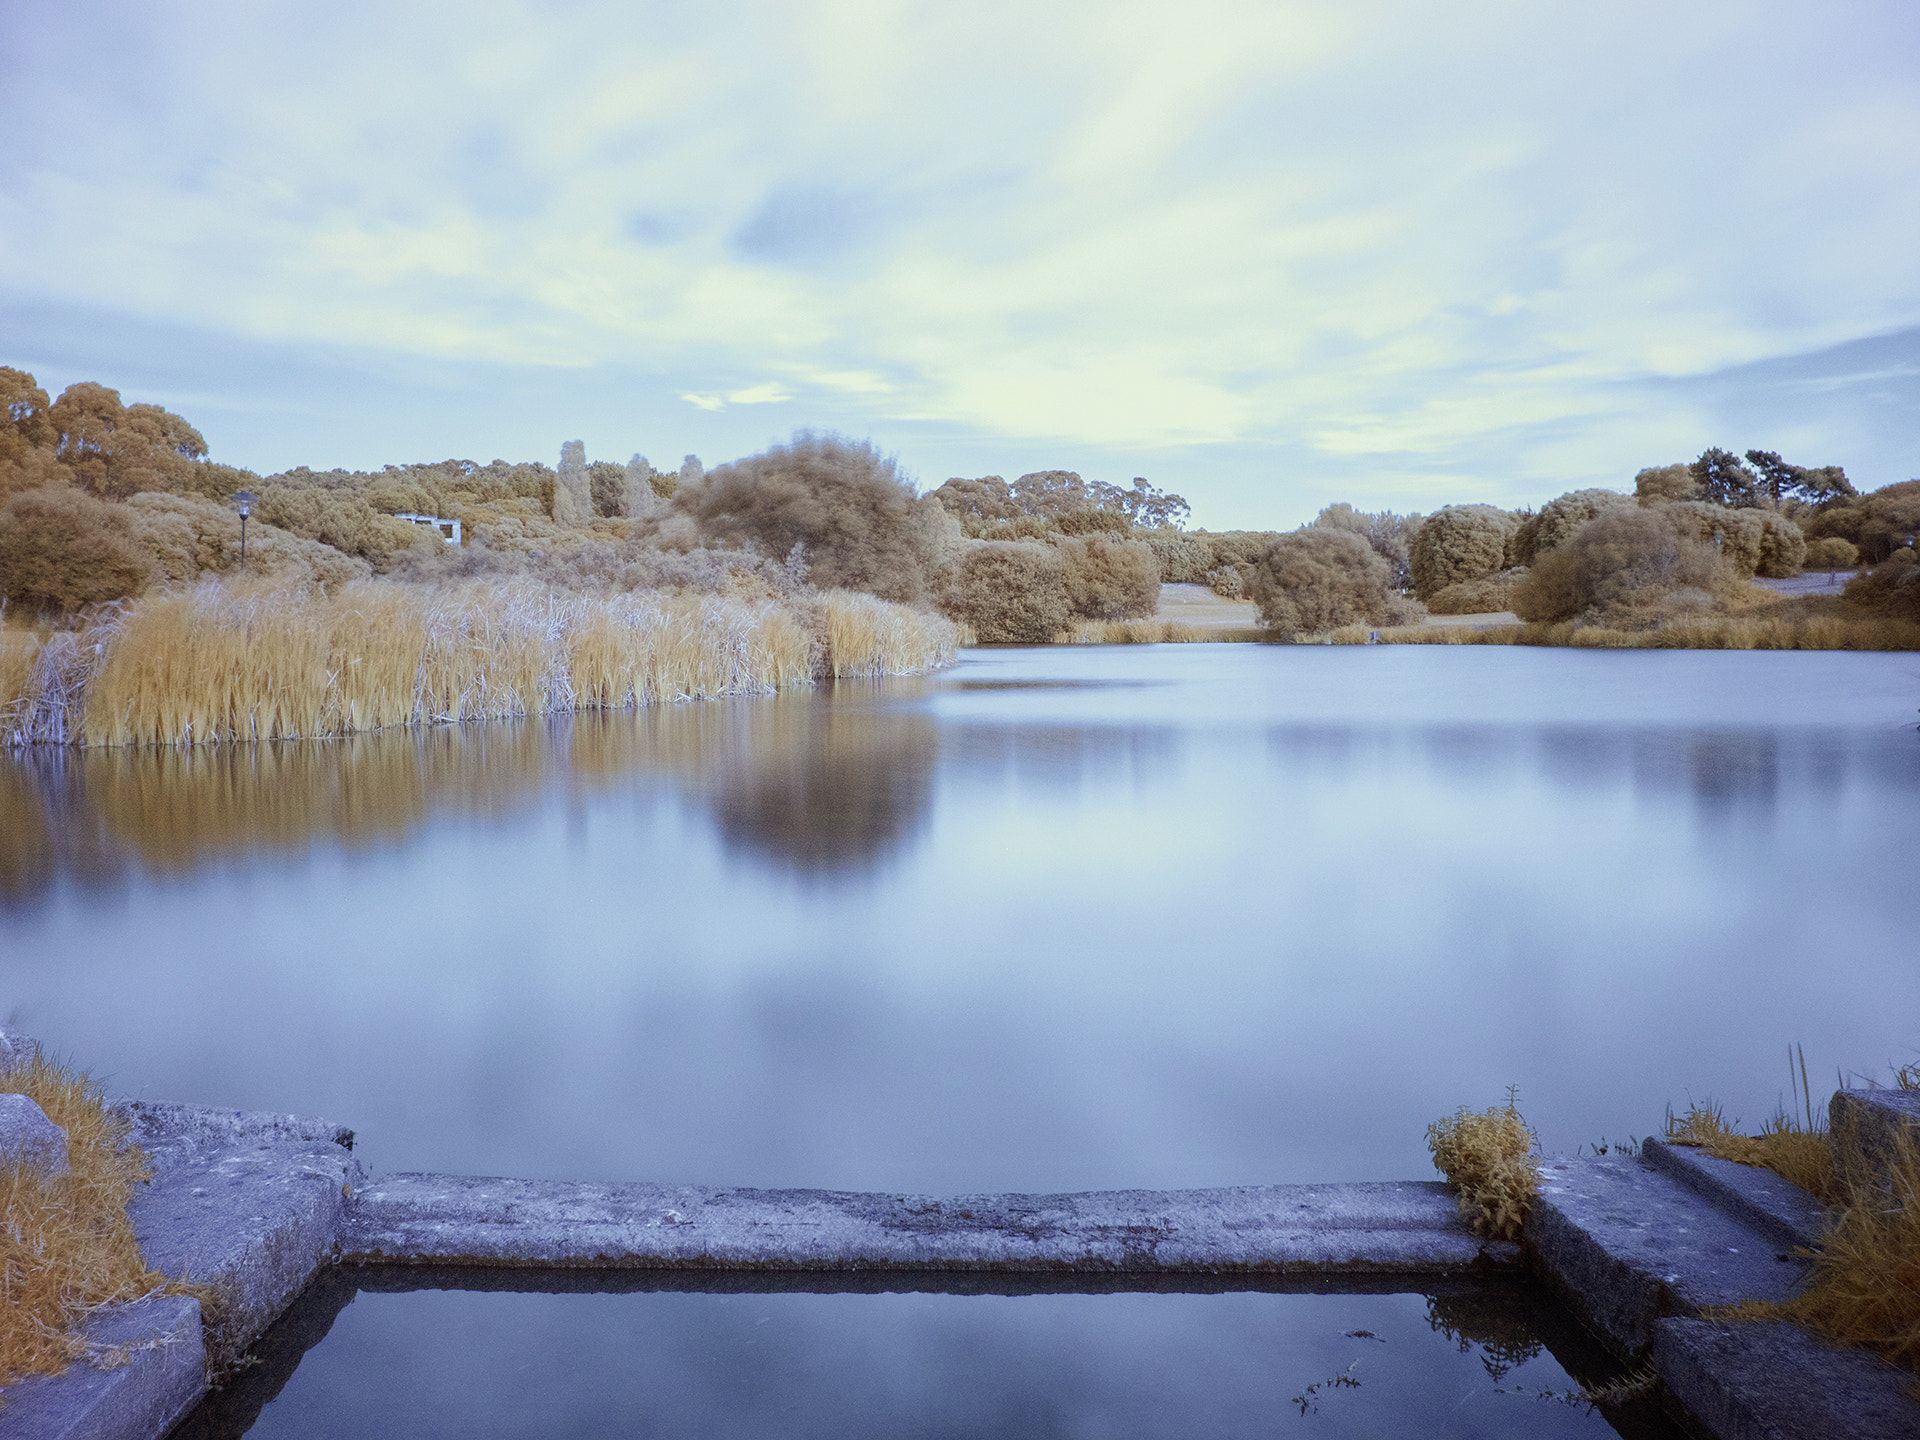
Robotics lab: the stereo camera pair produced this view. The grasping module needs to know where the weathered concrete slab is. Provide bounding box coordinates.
[1654,1318,1920,1440]
[343,1175,1521,1275]
[0,1295,204,1440]
[1640,1139,1826,1252]
[1527,1154,1811,1359]
[1833,1088,1920,1192]
[119,1101,362,1373]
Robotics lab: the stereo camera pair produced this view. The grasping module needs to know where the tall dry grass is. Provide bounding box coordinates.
[1,1050,197,1386]
[1,577,954,748]
[1359,613,1920,650]
[818,589,960,677]
[1064,618,1213,644]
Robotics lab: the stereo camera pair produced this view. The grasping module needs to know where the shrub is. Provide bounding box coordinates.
[125,492,370,590]
[929,475,1022,533]
[1206,566,1244,598]
[1139,528,1214,583]
[1409,504,1518,599]
[1056,535,1158,620]
[1513,490,1635,565]
[1805,536,1859,570]
[1634,463,1700,505]
[1512,509,1736,624]
[1660,501,1804,579]
[1427,1096,1539,1242]
[0,485,151,610]
[1426,569,1527,615]
[1247,528,1394,638]
[1199,530,1281,570]
[678,433,954,604]
[942,542,1069,642]
[1312,504,1422,590]
[1055,508,1131,536]
[1840,552,1920,623]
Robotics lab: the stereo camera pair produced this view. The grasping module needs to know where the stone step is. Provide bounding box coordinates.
[1639,1138,1825,1253]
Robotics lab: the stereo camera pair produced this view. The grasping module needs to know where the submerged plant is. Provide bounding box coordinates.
[1427,1089,1540,1242]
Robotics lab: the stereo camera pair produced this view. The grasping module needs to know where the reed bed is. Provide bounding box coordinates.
[1063,618,1215,644]
[818,590,961,677]
[1,578,952,749]
[1,1051,195,1387]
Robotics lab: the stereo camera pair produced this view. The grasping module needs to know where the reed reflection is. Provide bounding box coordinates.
[0,692,942,906]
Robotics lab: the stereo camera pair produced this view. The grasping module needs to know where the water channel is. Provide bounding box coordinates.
[6,643,1918,1434]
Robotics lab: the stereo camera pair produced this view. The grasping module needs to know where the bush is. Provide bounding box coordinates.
[1805,537,1859,570]
[1512,509,1736,624]
[1840,551,1920,623]
[1056,536,1158,620]
[1055,508,1131,536]
[1247,528,1394,638]
[125,493,370,590]
[942,542,1069,642]
[1635,463,1699,505]
[1409,505,1518,599]
[0,485,151,610]
[1206,566,1244,598]
[1659,501,1804,579]
[1513,490,1634,565]
[1426,569,1527,615]
[1139,528,1214,583]
[1312,504,1421,590]
[678,433,955,604]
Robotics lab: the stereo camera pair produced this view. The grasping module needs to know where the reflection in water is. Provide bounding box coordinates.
[0,694,940,906]
[175,1272,1678,1440]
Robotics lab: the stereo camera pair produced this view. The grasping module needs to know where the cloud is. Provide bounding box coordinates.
[2,0,1918,515]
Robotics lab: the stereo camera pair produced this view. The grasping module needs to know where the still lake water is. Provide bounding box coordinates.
[5,644,1917,1436]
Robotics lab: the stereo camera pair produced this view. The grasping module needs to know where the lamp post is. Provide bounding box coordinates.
[234,491,255,568]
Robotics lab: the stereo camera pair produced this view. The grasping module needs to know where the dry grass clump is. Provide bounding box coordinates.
[0,576,950,748]
[1065,619,1210,644]
[1664,1097,1839,1204]
[1427,1093,1540,1241]
[1,1050,191,1386]
[818,590,960,676]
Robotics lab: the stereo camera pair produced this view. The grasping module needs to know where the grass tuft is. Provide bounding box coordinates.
[1427,1089,1539,1241]
[1,1051,196,1387]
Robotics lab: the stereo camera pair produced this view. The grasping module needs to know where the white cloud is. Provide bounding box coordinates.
[2,0,1918,510]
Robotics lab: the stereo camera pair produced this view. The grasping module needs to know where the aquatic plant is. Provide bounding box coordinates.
[0,577,956,748]
[1426,1091,1539,1242]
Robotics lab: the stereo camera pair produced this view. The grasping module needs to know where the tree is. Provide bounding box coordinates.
[1743,450,1857,509]
[1409,505,1518,599]
[1688,448,1761,509]
[0,485,151,610]
[943,542,1069,641]
[1248,528,1395,637]
[553,440,591,526]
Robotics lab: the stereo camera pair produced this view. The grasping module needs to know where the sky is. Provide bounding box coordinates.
[3,0,1918,530]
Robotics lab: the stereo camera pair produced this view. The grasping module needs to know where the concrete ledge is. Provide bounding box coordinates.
[120,1100,362,1373]
[1833,1088,1920,1191]
[0,1295,204,1440]
[1527,1155,1810,1359]
[1640,1139,1826,1252]
[1654,1318,1920,1440]
[343,1174,1521,1274]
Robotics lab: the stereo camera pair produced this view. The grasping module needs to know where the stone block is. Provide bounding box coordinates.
[0,1092,69,1177]
[1640,1139,1825,1252]
[0,1293,205,1440]
[1832,1088,1920,1192]
[1655,1318,1920,1440]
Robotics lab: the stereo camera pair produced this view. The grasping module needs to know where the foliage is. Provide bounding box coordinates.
[1055,508,1132,536]
[1409,504,1518,599]
[930,471,1189,535]
[1427,1094,1539,1242]
[1839,550,1920,623]
[1426,569,1527,615]
[1660,501,1805,579]
[1056,535,1159,620]
[1512,509,1736,624]
[941,542,1069,643]
[127,492,370,591]
[0,485,151,610]
[1743,450,1855,508]
[678,432,957,604]
[553,440,592,526]
[1803,536,1858,571]
[1248,528,1396,638]
[1802,481,1920,565]
[1513,489,1635,565]
[1139,528,1214,584]
[1311,503,1422,590]
[1634,464,1699,505]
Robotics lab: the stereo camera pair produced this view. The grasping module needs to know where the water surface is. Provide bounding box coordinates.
[5,645,1917,1186]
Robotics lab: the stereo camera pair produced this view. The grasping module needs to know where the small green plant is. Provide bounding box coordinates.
[1427,1088,1539,1241]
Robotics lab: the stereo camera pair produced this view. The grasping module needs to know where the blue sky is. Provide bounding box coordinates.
[3,0,1917,529]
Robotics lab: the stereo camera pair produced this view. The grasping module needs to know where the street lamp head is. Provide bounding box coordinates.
[234,490,255,519]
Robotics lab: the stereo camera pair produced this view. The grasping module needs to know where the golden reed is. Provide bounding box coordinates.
[1,578,958,748]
